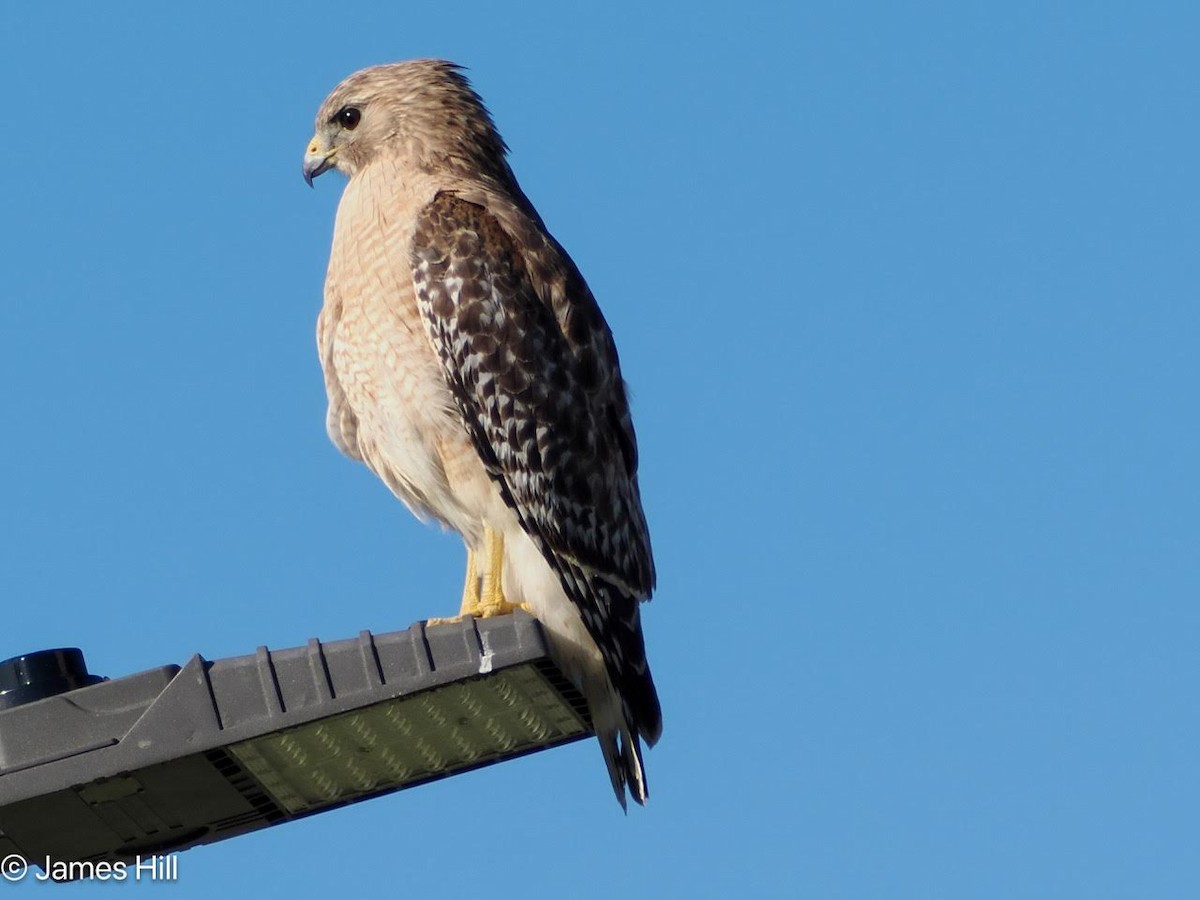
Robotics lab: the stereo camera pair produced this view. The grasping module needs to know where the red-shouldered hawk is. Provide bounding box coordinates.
[303,60,660,808]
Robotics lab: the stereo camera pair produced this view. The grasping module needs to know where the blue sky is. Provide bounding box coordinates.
[1,2,1196,896]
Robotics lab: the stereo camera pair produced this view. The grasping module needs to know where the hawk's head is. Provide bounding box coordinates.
[303,59,510,186]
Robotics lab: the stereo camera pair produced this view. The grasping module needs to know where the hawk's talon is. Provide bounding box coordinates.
[424,614,467,628]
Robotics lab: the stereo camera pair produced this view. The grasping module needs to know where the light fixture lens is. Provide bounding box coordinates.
[228,664,587,814]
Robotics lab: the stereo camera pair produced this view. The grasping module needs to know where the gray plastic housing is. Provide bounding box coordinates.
[0,613,590,871]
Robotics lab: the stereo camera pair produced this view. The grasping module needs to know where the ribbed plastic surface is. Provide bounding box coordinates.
[0,614,590,873]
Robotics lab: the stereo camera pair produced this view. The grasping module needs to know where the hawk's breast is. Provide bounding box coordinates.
[317,161,478,532]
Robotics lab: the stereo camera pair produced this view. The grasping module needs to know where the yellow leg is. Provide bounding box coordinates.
[477,526,507,616]
[478,526,533,617]
[426,546,481,626]
[459,547,480,616]
[426,526,532,627]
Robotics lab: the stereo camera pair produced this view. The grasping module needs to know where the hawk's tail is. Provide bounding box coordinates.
[571,575,661,809]
[598,712,648,812]
[599,579,662,748]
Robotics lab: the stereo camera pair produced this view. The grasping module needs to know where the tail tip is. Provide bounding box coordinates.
[600,726,649,810]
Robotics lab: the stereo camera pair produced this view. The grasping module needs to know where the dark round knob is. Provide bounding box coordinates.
[0,648,104,710]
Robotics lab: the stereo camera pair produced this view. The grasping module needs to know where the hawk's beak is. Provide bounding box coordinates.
[303,137,336,187]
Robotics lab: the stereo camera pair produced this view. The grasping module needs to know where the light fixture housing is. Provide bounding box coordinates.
[0,613,590,871]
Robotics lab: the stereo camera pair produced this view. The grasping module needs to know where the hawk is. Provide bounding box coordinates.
[302,60,660,808]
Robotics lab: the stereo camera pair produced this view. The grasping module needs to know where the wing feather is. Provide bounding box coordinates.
[410,192,661,746]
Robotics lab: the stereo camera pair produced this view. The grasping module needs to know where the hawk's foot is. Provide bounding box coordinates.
[425,532,532,627]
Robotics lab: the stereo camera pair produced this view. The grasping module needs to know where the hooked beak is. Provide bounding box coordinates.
[302,137,336,187]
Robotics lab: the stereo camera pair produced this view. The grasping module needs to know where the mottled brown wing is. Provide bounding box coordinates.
[411,192,660,744]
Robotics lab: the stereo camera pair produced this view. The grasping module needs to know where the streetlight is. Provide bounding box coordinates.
[0,613,590,876]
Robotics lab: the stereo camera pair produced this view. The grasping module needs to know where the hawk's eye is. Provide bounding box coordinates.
[336,107,362,130]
